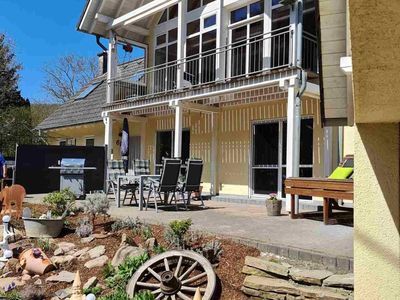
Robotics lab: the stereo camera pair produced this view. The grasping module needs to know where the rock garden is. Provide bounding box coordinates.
[0,190,259,299]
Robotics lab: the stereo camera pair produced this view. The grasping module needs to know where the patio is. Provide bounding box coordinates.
[26,194,353,271]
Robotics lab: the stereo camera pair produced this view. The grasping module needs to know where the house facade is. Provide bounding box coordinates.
[40,0,353,208]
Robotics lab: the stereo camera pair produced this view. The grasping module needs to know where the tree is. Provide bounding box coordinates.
[42,54,98,103]
[0,33,28,108]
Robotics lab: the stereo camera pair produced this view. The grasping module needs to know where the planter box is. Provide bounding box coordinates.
[266,199,282,216]
[23,218,64,238]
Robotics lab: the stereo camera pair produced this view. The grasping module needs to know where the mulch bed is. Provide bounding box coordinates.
[8,202,259,299]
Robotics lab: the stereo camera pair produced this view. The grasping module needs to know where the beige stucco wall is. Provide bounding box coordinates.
[144,97,324,196]
[354,123,400,299]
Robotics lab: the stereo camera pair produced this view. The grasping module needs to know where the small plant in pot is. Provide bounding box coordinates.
[23,189,75,238]
[265,193,282,216]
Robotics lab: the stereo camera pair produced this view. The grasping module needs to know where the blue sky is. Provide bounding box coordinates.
[0,0,141,102]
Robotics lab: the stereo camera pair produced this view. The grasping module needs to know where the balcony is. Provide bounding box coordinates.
[110,27,318,103]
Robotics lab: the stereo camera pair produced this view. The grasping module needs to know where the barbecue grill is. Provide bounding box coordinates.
[49,158,96,199]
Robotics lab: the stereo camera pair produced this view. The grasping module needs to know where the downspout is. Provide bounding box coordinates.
[96,35,107,51]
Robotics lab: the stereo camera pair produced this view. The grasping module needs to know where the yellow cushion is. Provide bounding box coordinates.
[328,167,353,179]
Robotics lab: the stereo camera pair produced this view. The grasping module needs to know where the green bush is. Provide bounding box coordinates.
[153,244,167,255]
[133,291,155,300]
[105,253,149,290]
[0,290,21,300]
[164,219,192,249]
[83,286,102,295]
[43,189,75,216]
[35,238,53,252]
[140,224,153,240]
[98,290,154,300]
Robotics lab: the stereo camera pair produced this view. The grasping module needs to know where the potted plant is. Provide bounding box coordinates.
[265,193,282,216]
[23,189,75,238]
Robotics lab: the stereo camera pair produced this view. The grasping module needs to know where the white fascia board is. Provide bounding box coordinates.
[96,13,150,36]
[304,82,320,98]
[108,0,178,30]
[340,56,353,75]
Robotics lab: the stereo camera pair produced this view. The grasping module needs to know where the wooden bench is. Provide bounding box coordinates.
[285,177,354,225]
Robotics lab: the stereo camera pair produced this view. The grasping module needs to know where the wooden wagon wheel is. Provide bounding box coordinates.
[126,250,217,300]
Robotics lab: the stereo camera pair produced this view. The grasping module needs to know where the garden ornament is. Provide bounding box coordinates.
[70,270,86,300]
[0,184,26,219]
[0,215,14,261]
[19,248,55,275]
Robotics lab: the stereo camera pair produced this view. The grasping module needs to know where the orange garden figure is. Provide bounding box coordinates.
[0,184,26,219]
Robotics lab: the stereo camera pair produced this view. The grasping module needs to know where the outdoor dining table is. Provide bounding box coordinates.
[116,174,160,210]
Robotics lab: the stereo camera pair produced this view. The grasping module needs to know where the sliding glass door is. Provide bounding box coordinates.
[251,118,313,198]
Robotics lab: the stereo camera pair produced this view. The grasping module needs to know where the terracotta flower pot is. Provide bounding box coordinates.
[266,199,282,216]
[19,248,55,275]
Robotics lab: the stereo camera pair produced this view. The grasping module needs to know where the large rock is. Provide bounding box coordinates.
[84,255,109,269]
[83,276,98,290]
[88,245,106,259]
[290,269,333,286]
[323,274,354,290]
[297,285,350,299]
[55,288,72,299]
[55,242,76,255]
[241,286,286,300]
[73,247,90,258]
[242,265,274,278]
[245,256,290,277]
[46,271,75,283]
[111,246,146,267]
[243,275,300,296]
[51,255,76,267]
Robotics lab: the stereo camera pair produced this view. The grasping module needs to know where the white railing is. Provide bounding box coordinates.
[111,28,318,102]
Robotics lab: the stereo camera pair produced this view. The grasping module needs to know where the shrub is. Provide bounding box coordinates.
[75,217,93,238]
[140,224,153,240]
[36,238,53,252]
[199,239,223,264]
[133,291,155,300]
[43,189,75,216]
[98,290,132,300]
[164,219,192,249]
[105,253,149,290]
[153,244,167,255]
[0,290,21,300]
[83,193,110,225]
[102,262,116,279]
[83,286,102,296]
[111,217,142,232]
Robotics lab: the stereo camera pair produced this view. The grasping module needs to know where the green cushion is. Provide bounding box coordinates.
[328,167,353,179]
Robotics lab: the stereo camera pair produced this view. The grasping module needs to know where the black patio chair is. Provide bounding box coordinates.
[176,159,204,208]
[146,158,181,212]
[106,160,138,205]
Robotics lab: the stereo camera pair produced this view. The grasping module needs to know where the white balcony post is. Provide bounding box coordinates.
[103,113,113,160]
[285,77,301,212]
[176,0,186,89]
[107,30,118,103]
[216,0,226,81]
[210,112,219,195]
[262,0,272,69]
[174,104,183,158]
[289,1,299,67]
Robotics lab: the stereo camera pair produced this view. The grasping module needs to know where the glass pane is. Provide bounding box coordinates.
[181,130,190,162]
[282,167,312,199]
[185,36,200,85]
[156,131,172,164]
[155,48,167,92]
[249,21,264,73]
[272,6,290,30]
[300,119,313,165]
[169,4,178,19]
[203,0,215,4]
[187,19,200,36]
[168,28,177,43]
[231,6,247,24]
[159,9,167,24]
[254,122,279,165]
[204,15,216,28]
[231,25,247,76]
[188,0,201,12]
[272,0,280,6]
[201,30,216,83]
[254,169,278,194]
[155,47,166,65]
[156,34,166,45]
[250,1,264,17]
[86,139,95,147]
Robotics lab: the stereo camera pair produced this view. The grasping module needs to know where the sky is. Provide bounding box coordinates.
[0,0,141,103]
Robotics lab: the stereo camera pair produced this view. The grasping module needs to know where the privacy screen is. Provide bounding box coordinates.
[15,145,106,194]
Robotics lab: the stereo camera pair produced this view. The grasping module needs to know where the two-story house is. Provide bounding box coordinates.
[41,0,353,211]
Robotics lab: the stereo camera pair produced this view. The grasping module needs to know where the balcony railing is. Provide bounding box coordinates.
[111,27,318,102]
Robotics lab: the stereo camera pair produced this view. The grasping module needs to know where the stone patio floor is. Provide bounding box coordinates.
[26,194,353,261]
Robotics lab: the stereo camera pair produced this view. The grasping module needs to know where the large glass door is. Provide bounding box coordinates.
[251,118,313,198]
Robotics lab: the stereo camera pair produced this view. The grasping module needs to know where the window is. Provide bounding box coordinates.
[59,141,66,146]
[156,34,166,45]
[75,81,102,100]
[231,7,247,23]
[155,130,190,165]
[158,4,178,24]
[203,15,216,28]
[250,1,264,17]
[187,0,215,12]
[85,138,95,147]
[187,20,200,36]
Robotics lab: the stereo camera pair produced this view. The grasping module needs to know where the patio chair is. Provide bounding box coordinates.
[146,158,181,212]
[133,159,150,176]
[175,159,204,208]
[106,160,138,205]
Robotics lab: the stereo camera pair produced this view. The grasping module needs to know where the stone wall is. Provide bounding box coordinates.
[241,256,353,300]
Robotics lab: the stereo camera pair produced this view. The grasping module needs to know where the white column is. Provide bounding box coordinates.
[262,0,272,69]
[174,104,183,158]
[216,0,226,81]
[289,1,299,67]
[176,0,186,89]
[210,112,219,195]
[140,121,147,159]
[104,114,113,160]
[323,127,333,177]
[285,78,301,212]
